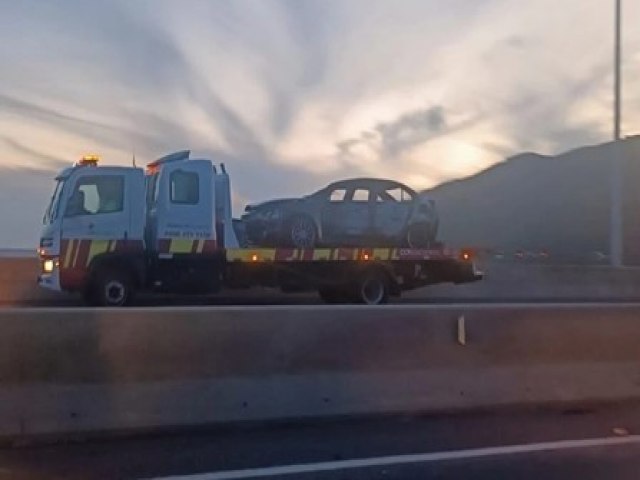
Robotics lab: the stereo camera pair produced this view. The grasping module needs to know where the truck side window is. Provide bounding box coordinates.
[65,175,124,217]
[170,170,199,204]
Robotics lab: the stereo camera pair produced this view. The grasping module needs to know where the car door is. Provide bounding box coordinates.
[321,186,373,244]
[373,185,414,242]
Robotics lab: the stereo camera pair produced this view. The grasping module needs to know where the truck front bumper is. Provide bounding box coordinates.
[37,269,62,292]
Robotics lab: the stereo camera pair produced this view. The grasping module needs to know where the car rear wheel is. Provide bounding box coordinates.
[406,222,433,248]
[287,215,317,248]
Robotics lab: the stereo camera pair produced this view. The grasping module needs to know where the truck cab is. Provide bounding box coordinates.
[39,156,145,297]
[38,152,238,305]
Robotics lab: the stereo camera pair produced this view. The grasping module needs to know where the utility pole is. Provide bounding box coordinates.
[610,0,623,267]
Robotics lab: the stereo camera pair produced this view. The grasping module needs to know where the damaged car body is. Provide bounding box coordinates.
[242,178,439,248]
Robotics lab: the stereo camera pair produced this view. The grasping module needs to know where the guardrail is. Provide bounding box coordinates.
[1,304,639,439]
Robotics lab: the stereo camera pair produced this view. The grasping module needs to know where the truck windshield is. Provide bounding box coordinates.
[43,179,65,224]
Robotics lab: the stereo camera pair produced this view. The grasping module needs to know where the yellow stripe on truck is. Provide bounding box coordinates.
[260,249,276,261]
[72,239,82,267]
[226,249,276,262]
[373,248,391,260]
[312,249,331,260]
[86,240,110,266]
[170,239,194,254]
[63,239,75,268]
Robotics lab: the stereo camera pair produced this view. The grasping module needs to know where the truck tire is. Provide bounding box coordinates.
[91,268,135,307]
[287,215,317,248]
[355,269,390,305]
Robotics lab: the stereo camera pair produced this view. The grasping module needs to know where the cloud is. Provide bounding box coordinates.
[375,106,446,157]
[334,105,448,164]
[2,0,640,246]
[1,137,68,170]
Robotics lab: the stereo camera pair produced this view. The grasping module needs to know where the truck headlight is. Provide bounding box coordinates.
[43,258,57,273]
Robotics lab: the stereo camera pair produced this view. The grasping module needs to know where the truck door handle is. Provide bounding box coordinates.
[88,222,94,230]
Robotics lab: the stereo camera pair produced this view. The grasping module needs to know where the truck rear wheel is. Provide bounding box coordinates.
[355,270,390,305]
[91,268,134,307]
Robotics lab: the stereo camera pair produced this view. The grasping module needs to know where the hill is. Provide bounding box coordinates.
[425,137,640,264]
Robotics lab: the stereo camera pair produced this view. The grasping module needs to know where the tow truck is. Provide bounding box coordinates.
[37,152,482,306]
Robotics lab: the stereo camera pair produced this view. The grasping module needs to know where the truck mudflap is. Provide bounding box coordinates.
[450,260,484,284]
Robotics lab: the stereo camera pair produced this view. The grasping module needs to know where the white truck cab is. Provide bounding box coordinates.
[38,152,238,304]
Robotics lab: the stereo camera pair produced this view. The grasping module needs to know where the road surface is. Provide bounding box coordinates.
[2,401,640,479]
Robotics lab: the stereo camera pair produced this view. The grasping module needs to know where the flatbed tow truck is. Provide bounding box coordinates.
[37,152,482,306]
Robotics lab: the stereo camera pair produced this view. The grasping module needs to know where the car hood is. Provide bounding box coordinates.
[244,198,300,213]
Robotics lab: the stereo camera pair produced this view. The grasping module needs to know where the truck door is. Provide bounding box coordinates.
[62,171,129,240]
[154,159,214,253]
[59,168,143,289]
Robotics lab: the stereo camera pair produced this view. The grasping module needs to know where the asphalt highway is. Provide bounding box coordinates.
[2,402,640,479]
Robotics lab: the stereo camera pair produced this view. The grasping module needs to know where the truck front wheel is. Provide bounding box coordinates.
[90,268,135,307]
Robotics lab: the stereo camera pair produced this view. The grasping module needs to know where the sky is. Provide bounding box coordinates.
[1,0,640,247]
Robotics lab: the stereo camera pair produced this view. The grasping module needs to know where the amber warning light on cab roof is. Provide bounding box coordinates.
[78,154,100,167]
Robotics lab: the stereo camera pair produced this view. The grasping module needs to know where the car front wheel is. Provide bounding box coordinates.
[287,215,317,248]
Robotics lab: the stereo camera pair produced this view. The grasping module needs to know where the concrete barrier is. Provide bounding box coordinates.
[1,304,640,439]
[0,257,63,306]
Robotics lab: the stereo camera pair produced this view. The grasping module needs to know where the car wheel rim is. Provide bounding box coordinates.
[105,280,125,305]
[361,278,384,304]
[291,218,315,248]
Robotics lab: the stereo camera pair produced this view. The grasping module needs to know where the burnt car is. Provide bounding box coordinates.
[241,178,439,248]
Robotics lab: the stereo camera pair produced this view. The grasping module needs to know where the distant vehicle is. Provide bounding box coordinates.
[242,178,439,248]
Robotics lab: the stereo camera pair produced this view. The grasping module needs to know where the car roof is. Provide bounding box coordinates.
[324,177,415,192]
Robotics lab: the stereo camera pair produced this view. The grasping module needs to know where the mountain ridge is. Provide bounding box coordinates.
[423,137,640,263]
